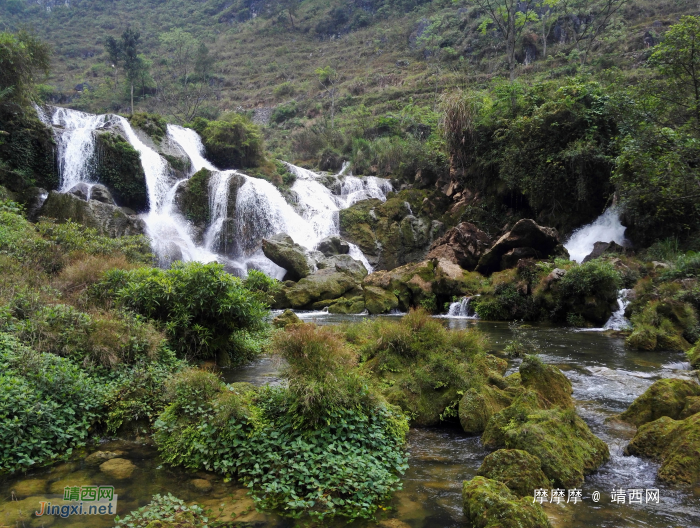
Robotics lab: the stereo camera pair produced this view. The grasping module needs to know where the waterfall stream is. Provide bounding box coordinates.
[565,208,629,263]
[40,106,391,277]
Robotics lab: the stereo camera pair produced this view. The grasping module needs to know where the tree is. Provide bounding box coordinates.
[538,0,562,59]
[648,16,700,130]
[474,0,538,81]
[315,66,340,128]
[105,27,145,114]
[0,30,51,109]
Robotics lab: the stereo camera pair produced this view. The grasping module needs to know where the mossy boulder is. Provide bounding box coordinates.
[462,476,551,528]
[620,379,700,427]
[272,309,302,328]
[174,168,213,228]
[681,396,700,419]
[364,285,400,314]
[476,449,551,497]
[519,355,574,409]
[625,412,700,485]
[190,115,264,169]
[95,131,148,211]
[262,233,312,281]
[687,343,700,369]
[280,268,361,309]
[626,301,694,352]
[459,385,513,435]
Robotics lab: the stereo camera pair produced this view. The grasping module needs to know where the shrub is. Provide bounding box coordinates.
[114,494,208,527]
[129,112,167,141]
[99,261,268,360]
[190,113,264,169]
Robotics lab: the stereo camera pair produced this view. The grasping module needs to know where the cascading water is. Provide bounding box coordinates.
[442,297,478,319]
[603,289,632,331]
[565,208,629,263]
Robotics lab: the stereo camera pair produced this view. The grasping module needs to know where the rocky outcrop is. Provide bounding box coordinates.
[316,235,350,256]
[476,449,551,498]
[459,385,513,435]
[426,222,491,271]
[275,267,365,313]
[620,379,700,427]
[39,191,145,238]
[262,234,313,281]
[476,219,566,275]
[94,131,148,211]
[582,240,630,263]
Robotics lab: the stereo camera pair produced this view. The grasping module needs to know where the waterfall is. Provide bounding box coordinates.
[203,171,236,252]
[166,124,216,173]
[339,175,393,208]
[565,208,629,263]
[444,297,478,319]
[603,289,632,331]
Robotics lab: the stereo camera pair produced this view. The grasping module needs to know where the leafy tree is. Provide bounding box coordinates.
[0,30,51,109]
[105,27,146,115]
[648,16,700,130]
[538,0,562,59]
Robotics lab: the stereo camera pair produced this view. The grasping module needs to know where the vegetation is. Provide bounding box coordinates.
[190,114,264,169]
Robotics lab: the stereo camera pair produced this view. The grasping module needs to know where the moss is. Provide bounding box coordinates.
[190,114,264,169]
[680,396,700,419]
[363,285,399,314]
[129,112,168,141]
[476,449,551,497]
[174,168,211,226]
[95,132,148,211]
[459,385,512,435]
[619,378,700,427]
[688,343,700,369]
[625,413,700,485]
[462,476,551,528]
[626,302,694,352]
[272,309,301,328]
[519,355,574,410]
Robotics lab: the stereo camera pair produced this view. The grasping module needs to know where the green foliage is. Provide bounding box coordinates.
[99,261,268,360]
[114,493,209,527]
[95,132,148,210]
[130,112,168,140]
[0,333,104,473]
[558,259,622,299]
[0,30,51,109]
[190,114,264,169]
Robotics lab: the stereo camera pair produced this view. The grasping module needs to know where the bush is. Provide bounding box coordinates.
[0,333,104,473]
[558,259,621,302]
[114,494,208,527]
[99,261,268,361]
[190,113,264,169]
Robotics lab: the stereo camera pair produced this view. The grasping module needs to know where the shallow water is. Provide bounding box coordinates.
[2,315,699,527]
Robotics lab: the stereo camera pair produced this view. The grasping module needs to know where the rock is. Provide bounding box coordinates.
[459,385,513,435]
[69,182,91,201]
[687,343,700,370]
[99,458,136,479]
[84,450,125,467]
[316,235,350,256]
[652,261,670,270]
[39,191,145,238]
[582,241,628,263]
[426,222,491,271]
[476,219,562,275]
[625,412,700,484]
[476,449,550,498]
[680,396,700,419]
[519,355,574,409]
[317,254,368,279]
[262,233,312,281]
[619,379,700,427]
[94,131,149,211]
[189,478,212,493]
[462,476,551,528]
[89,184,115,205]
[281,268,360,309]
[11,479,47,498]
[363,285,399,314]
[272,309,302,328]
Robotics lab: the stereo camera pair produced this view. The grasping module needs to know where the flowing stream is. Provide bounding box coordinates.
[565,208,629,263]
[2,317,698,527]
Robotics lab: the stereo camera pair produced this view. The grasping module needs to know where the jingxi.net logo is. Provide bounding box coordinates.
[35,485,118,519]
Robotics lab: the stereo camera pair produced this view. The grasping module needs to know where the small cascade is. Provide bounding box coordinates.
[203,171,236,252]
[166,124,216,173]
[445,297,478,319]
[603,289,632,331]
[565,208,629,263]
[339,175,393,208]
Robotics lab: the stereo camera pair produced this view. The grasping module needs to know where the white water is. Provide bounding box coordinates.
[439,297,479,319]
[565,208,629,263]
[603,289,632,331]
[41,106,389,278]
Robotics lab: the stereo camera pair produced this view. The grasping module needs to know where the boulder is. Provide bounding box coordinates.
[687,343,700,370]
[363,285,399,314]
[582,240,628,263]
[316,254,368,279]
[680,396,700,419]
[262,234,313,281]
[39,191,145,238]
[11,479,47,498]
[189,478,212,493]
[625,412,700,484]
[459,385,513,435]
[89,184,116,205]
[272,309,302,328]
[282,268,359,308]
[426,222,491,271]
[68,182,91,201]
[462,476,551,528]
[476,449,551,498]
[476,219,563,275]
[99,458,136,479]
[84,450,125,467]
[619,379,700,427]
[316,235,350,256]
[519,355,574,410]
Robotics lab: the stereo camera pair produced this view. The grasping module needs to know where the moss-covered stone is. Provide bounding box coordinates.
[174,168,212,228]
[262,233,312,281]
[282,269,359,309]
[462,476,551,528]
[476,449,551,497]
[272,309,302,328]
[364,285,399,314]
[95,131,148,211]
[687,343,700,370]
[190,115,264,169]
[519,355,574,410]
[625,412,700,485]
[680,396,700,419]
[130,112,167,141]
[619,379,700,427]
[459,385,513,435]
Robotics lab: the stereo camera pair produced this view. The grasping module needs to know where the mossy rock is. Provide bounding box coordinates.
[519,355,574,410]
[130,112,167,141]
[95,131,148,211]
[462,476,551,528]
[459,385,513,435]
[282,269,359,309]
[272,309,302,328]
[262,234,312,281]
[476,449,551,497]
[174,168,212,228]
[364,285,399,314]
[687,343,700,370]
[190,115,264,169]
[619,379,700,427]
[626,324,658,351]
[680,396,700,419]
[625,412,700,485]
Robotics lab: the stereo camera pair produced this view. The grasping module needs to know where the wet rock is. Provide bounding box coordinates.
[582,241,628,263]
[316,235,350,256]
[99,458,136,479]
[84,450,125,467]
[272,309,302,328]
[378,519,412,528]
[625,412,700,484]
[426,222,491,271]
[519,356,574,410]
[363,285,399,315]
[459,385,512,435]
[11,479,47,498]
[619,379,700,427]
[89,184,115,205]
[281,268,360,309]
[39,191,145,238]
[687,343,700,370]
[476,449,550,498]
[680,396,700,419]
[543,268,566,288]
[317,254,368,279]
[476,219,564,275]
[262,233,312,281]
[69,182,90,200]
[189,478,213,493]
[462,476,551,528]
